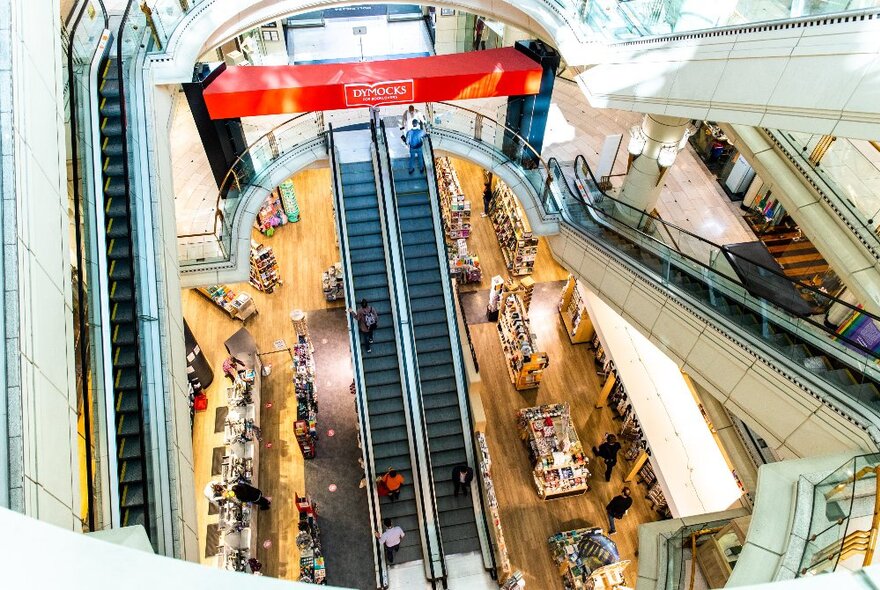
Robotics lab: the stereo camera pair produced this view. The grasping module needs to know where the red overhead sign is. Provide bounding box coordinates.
[202,48,542,119]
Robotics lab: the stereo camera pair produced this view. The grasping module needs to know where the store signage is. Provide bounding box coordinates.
[343,79,414,108]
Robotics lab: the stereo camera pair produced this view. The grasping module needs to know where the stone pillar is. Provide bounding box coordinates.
[618,114,690,223]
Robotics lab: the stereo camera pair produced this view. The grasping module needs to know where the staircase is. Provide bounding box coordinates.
[388,154,481,556]
[563,159,880,410]
[97,56,150,530]
[336,156,423,564]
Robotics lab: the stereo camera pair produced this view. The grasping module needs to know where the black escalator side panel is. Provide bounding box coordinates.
[98,57,150,533]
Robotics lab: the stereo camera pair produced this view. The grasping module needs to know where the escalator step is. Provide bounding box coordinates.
[398,217,433,232]
[441,536,481,556]
[343,194,379,211]
[115,368,138,391]
[106,237,131,259]
[424,393,459,409]
[105,196,127,217]
[366,383,405,402]
[398,204,432,220]
[101,137,123,157]
[343,183,378,198]
[101,117,122,137]
[414,336,451,353]
[845,383,880,404]
[117,434,142,459]
[406,269,442,286]
[112,323,135,345]
[346,208,381,225]
[120,482,144,507]
[369,397,405,415]
[99,100,121,118]
[99,80,120,100]
[109,281,132,301]
[120,458,144,483]
[354,273,391,290]
[117,412,141,436]
[423,404,461,423]
[111,302,134,323]
[108,259,132,280]
[437,522,479,544]
[427,419,463,439]
[106,216,130,238]
[417,350,453,367]
[370,424,410,445]
[417,365,454,382]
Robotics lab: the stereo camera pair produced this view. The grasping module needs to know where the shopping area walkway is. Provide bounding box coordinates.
[171,76,754,255]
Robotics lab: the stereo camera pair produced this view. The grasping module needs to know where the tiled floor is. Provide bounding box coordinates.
[170,70,754,259]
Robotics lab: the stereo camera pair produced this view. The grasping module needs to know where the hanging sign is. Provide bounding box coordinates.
[343,79,414,108]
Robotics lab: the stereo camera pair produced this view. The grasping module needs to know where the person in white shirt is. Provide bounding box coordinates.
[374,517,406,564]
[399,105,424,142]
[204,480,226,507]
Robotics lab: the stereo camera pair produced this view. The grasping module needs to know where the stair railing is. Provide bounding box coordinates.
[326,124,387,589]
[374,120,447,585]
[421,131,497,577]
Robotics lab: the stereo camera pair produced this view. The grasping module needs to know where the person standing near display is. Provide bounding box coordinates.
[451,465,474,496]
[481,173,494,218]
[406,120,427,175]
[222,355,246,383]
[399,104,424,142]
[349,299,379,353]
[605,487,632,535]
[375,518,405,564]
[380,467,405,502]
[231,481,272,510]
[592,433,622,482]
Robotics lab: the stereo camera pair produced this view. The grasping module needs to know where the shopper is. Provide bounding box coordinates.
[592,433,622,482]
[349,299,379,353]
[606,487,633,535]
[375,518,405,564]
[451,465,474,497]
[399,104,424,141]
[481,174,494,217]
[222,355,246,383]
[405,120,427,175]
[203,480,227,508]
[231,481,271,510]
[381,467,405,502]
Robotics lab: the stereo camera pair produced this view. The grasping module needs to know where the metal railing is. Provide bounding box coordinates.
[375,121,447,584]
[326,125,387,589]
[800,453,880,577]
[659,518,741,590]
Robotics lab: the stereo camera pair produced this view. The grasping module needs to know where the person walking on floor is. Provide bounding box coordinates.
[349,299,379,353]
[481,173,494,217]
[375,518,405,564]
[451,465,474,497]
[606,487,632,535]
[399,104,424,142]
[406,119,426,175]
[380,467,405,502]
[231,481,272,510]
[222,355,246,383]
[592,433,622,482]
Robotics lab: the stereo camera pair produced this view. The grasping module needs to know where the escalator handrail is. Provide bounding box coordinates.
[569,153,880,329]
[326,124,388,589]
[375,120,447,583]
[422,132,498,577]
[550,155,880,366]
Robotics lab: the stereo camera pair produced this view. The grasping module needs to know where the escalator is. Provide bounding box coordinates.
[380,126,481,556]
[97,54,151,530]
[555,155,880,413]
[329,129,423,565]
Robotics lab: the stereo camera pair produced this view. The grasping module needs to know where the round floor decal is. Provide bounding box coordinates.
[328,484,337,492]
[327,429,335,437]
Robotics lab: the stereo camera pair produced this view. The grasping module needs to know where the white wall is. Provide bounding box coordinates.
[4,0,83,529]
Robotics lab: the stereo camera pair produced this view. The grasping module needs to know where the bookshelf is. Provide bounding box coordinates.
[497,293,548,390]
[249,240,282,293]
[489,181,538,276]
[435,156,472,240]
[558,275,594,343]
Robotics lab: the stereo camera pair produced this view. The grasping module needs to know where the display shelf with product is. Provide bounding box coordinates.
[549,528,630,590]
[435,156,472,240]
[489,181,538,276]
[503,276,535,311]
[255,191,286,236]
[559,275,595,344]
[279,179,301,223]
[294,336,318,459]
[448,238,482,284]
[295,494,326,584]
[197,285,258,321]
[517,404,590,500]
[477,432,511,577]
[497,293,548,390]
[249,240,282,293]
[322,262,344,301]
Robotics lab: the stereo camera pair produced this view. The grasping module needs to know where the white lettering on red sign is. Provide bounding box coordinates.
[343,79,415,107]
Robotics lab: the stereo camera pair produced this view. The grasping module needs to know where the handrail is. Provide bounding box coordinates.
[422,132,497,576]
[65,0,109,536]
[177,111,317,239]
[326,124,387,589]
[863,465,880,566]
[375,120,447,584]
[566,154,880,352]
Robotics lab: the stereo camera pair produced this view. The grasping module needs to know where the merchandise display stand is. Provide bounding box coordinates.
[212,350,262,573]
[497,293,548,390]
[489,180,538,275]
[558,275,595,343]
[290,309,313,351]
[197,285,258,321]
[322,262,344,301]
[548,528,629,590]
[279,179,301,223]
[517,404,590,499]
[503,276,535,311]
[293,335,318,459]
[435,156,472,239]
[255,191,286,236]
[295,494,326,584]
[477,432,511,577]
[448,238,482,284]
[249,240,282,293]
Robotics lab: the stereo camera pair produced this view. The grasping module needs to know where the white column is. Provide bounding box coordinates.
[618,114,690,221]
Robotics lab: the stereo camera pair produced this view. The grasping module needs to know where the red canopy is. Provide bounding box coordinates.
[203,47,543,119]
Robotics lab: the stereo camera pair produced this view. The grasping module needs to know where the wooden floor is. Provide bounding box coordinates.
[452,157,657,588]
[184,167,343,579]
